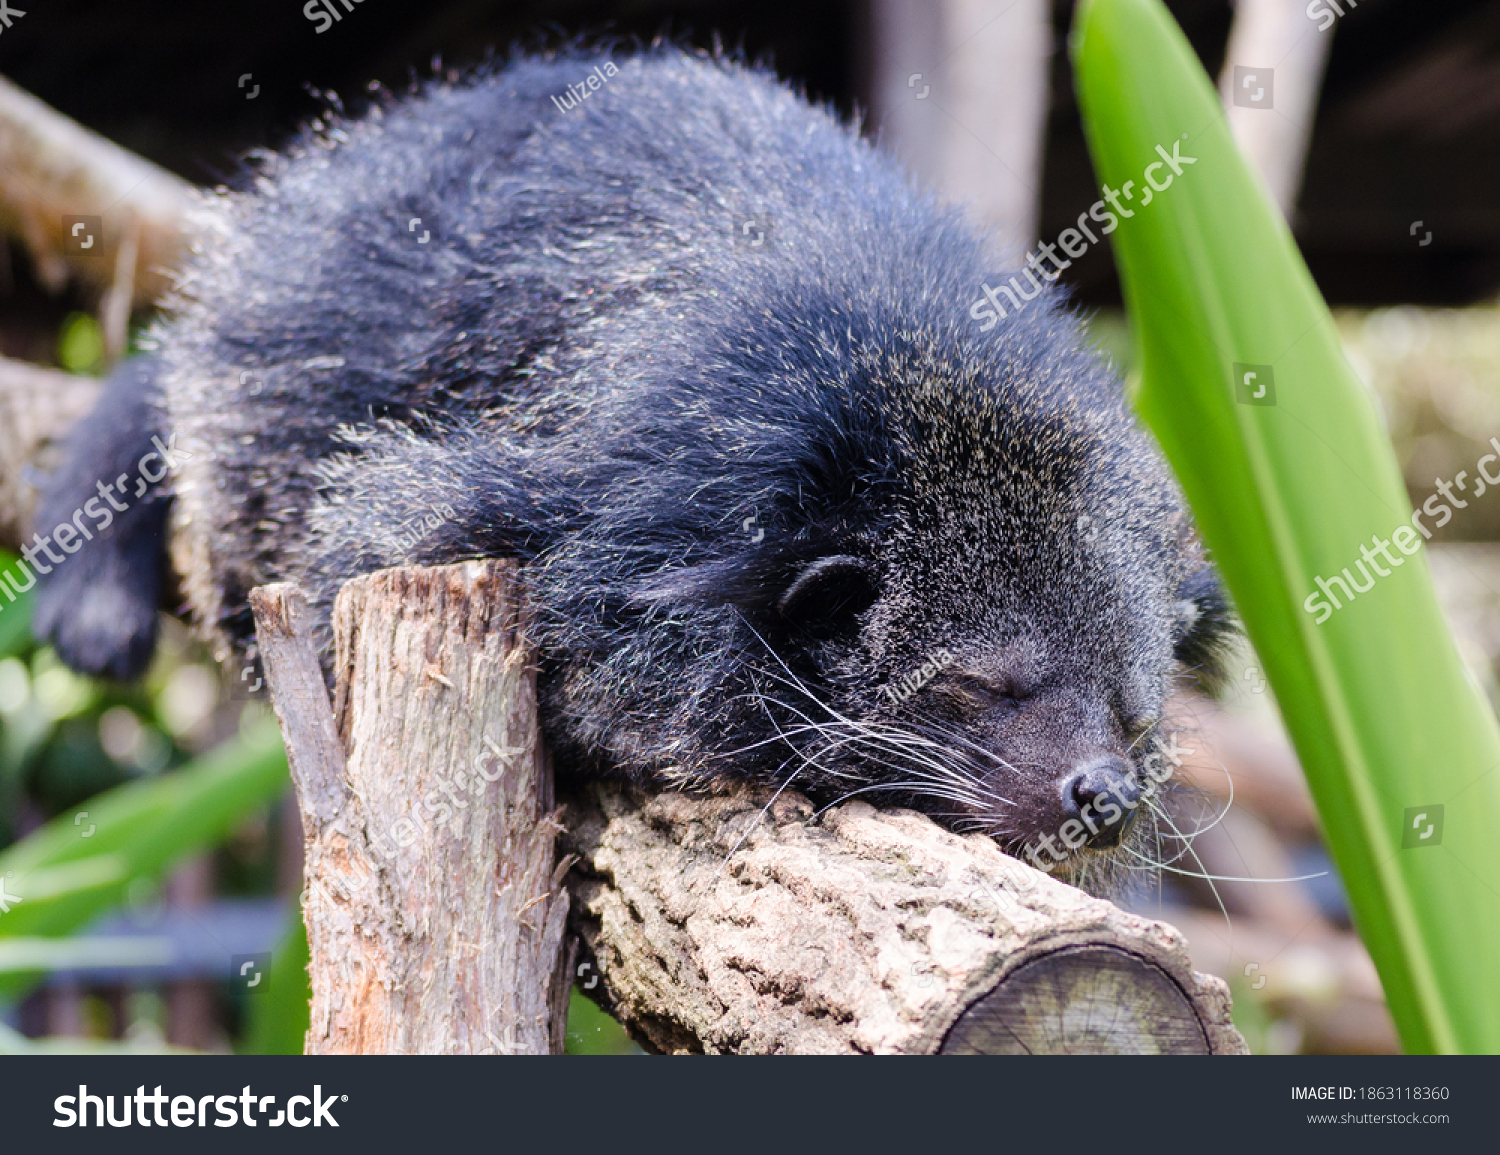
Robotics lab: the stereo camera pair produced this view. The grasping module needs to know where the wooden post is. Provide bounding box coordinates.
[250,562,572,1054]
[867,0,1053,253]
[1217,0,1334,221]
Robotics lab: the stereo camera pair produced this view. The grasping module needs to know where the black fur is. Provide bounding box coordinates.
[31,355,171,680]
[32,47,1234,889]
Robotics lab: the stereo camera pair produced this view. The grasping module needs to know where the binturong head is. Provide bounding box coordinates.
[744,366,1234,894]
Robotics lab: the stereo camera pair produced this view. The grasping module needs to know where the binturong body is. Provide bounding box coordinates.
[32,48,1234,894]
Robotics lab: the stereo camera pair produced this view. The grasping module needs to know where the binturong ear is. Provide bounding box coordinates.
[626,548,880,639]
[1172,566,1239,694]
[777,555,880,641]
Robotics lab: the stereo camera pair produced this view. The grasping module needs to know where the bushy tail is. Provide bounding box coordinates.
[31,356,172,680]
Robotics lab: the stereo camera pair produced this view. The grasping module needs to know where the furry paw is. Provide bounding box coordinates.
[33,564,160,681]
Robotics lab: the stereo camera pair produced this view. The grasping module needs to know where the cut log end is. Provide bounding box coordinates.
[940,945,1210,1055]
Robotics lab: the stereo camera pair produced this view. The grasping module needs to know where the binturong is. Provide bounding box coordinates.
[31,46,1235,896]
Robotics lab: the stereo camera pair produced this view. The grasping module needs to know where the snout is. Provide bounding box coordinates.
[1060,755,1141,849]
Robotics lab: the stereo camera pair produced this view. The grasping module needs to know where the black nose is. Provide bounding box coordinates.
[1062,756,1141,848]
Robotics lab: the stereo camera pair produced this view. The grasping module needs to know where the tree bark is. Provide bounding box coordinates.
[562,782,1247,1054]
[250,563,573,1054]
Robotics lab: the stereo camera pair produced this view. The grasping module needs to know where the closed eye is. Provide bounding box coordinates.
[939,674,1028,710]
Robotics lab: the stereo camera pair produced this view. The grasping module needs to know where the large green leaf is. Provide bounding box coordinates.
[1072,0,1500,1053]
[242,909,312,1055]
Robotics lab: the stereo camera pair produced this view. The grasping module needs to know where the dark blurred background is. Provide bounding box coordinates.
[3,0,1498,312]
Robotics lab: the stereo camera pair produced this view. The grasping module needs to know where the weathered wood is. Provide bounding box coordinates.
[562,782,1247,1055]
[0,357,102,551]
[1218,0,1333,220]
[868,0,1052,252]
[0,75,196,306]
[251,562,572,1054]
[247,585,350,829]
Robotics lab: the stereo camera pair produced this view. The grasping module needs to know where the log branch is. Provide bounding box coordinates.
[0,74,196,305]
[257,563,1245,1054]
[563,782,1247,1054]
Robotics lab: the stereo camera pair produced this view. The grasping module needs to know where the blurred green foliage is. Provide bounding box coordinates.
[566,989,640,1055]
[56,312,105,376]
[242,910,312,1055]
[0,545,634,1053]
